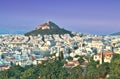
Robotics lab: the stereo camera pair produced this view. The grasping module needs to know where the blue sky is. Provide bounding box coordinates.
[0,0,120,35]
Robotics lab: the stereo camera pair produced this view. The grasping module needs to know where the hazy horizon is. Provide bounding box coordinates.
[0,0,120,35]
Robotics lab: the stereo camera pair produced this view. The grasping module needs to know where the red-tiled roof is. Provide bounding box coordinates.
[68,60,79,63]
[98,51,113,56]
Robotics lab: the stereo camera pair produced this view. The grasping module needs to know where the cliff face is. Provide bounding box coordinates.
[25,21,73,36]
[35,21,60,30]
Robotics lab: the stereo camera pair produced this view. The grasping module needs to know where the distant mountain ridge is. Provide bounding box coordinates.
[111,32,120,36]
[25,21,73,36]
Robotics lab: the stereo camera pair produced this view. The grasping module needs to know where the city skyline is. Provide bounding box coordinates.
[0,0,120,35]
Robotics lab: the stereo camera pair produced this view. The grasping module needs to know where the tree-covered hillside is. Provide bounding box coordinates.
[1,54,120,79]
[25,28,73,36]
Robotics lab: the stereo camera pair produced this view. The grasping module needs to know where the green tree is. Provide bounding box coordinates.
[20,68,35,79]
[66,65,83,79]
[67,56,73,60]
[86,61,99,79]
[78,56,84,64]
[7,65,24,79]
[0,71,9,79]
[97,63,110,78]
[109,54,120,79]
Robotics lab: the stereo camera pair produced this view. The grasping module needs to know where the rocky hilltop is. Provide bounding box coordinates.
[25,21,73,36]
[35,21,60,30]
